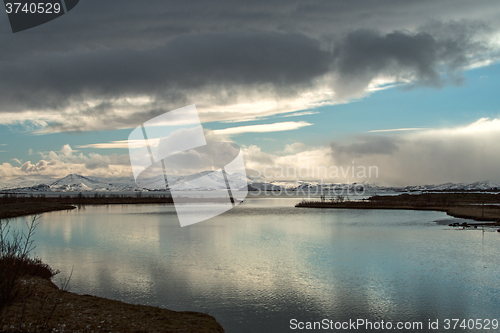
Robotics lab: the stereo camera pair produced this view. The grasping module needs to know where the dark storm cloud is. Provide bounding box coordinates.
[0,32,332,111]
[0,25,488,112]
[331,21,490,97]
[2,0,498,53]
[0,0,499,130]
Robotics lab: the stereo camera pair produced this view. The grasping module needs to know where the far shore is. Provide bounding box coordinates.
[0,194,174,220]
[0,193,242,220]
[296,193,500,224]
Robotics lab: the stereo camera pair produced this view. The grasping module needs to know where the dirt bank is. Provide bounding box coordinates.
[1,276,224,333]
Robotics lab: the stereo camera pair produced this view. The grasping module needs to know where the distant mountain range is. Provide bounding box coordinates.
[1,173,500,193]
[0,172,249,192]
[250,180,500,193]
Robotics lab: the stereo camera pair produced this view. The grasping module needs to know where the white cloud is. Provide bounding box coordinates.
[1,118,500,186]
[283,142,309,155]
[77,139,163,150]
[330,117,500,185]
[368,128,429,133]
[239,117,500,185]
[242,144,335,181]
[77,140,130,149]
[0,144,133,180]
[61,144,74,157]
[278,111,320,118]
[212,121,313,136]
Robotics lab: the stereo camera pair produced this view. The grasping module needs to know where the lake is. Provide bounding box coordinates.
[9,197,500,332]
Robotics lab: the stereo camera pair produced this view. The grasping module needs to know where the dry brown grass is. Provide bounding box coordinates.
[1,277,224,333]
[297,193,500,223]
[0,203,76,220]
[0,216,224,332]
[447,206,500,221]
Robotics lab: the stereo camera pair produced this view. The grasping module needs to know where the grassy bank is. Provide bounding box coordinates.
[0,216,225,332]
[2,276,225,332]
[0,194,173,220]
[296,193,500,223]
[0,193,238,220]
[0,202,77,220]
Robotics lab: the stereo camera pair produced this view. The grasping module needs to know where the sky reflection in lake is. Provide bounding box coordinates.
[11,198,500,333]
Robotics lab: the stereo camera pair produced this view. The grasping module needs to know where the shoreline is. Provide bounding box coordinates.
[0,194,241,220]
[296,193,500,224]
[0,195,174,220]
[0,202,77,220]
[1,276,225,333]
[0,196,226,332]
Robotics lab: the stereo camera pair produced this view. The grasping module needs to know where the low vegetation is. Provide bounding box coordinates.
[0,193,173,220]
[0,215,225,332]
[297,193,500,223]
[0,215,62,332]
[0,193,173,206]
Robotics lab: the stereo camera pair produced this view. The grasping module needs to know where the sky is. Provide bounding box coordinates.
[1,0,500,186]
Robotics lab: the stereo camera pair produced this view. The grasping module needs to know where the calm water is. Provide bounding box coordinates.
[10,198,500,332]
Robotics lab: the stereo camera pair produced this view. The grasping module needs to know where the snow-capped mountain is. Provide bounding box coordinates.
[253,180,381,193]
[2,173,500,193]
[50,174,110,191]
[1,173,138,192]
[170,171,249,191]
[404,180,500,192]
[0,172,251,192]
